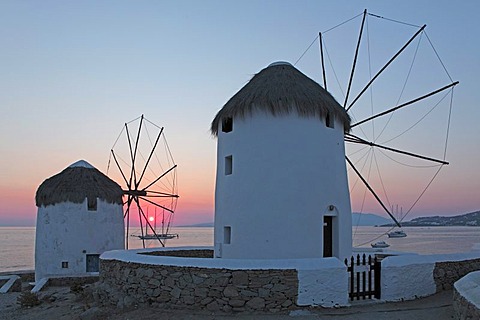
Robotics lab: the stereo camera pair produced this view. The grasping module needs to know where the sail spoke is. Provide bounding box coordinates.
[344,9,367,108]
[346,156,401,228]
[111,150,130,189]
[351,81,459,128]
[134,197,165,247]
[144,190,179,198]
[136,127,164,189]
[345,133,449,165]
[346,25,426,112]
[142,164,178,191]
[139,196,175,214]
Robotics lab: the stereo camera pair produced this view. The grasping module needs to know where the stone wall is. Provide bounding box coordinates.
[434,258,480,291]
[95,259,298,312]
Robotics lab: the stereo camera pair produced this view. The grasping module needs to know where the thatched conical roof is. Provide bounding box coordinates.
[35,160,123,207]
[211,62,350,136]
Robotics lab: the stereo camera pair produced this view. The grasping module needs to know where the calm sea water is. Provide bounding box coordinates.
[1,226,479,272]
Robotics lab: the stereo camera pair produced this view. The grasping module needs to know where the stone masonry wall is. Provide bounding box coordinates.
[95,259,298,312]
[434,258,480,291]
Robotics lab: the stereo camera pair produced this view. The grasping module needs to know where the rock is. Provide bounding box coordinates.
[152,288,161,297]
[206,301,220,311]
[156,293,171,303]
[281,299,293,308]
[79,307,105,320]
[145,269,154,278]
[232,271,249,286]
[229,299,245,307]
[258,288,270,297]
[183,296,195,305]
[164,277,175,287]
[123,295,135,308]
[148,278,161,287]
[170,287,181,299]
[246,297,265,310]
[194,287,208,298]
[222,304,233,312]
[71,305,84,311]
[200,297,213,305]
[192,275,205,285]
[223,286,238,297]
[239,289,256,297]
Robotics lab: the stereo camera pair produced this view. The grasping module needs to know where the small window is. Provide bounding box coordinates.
[61,261,69,268]
[87,197,97,211]
[225,155,233,175]
[224,226,231,244]
[222,117,233,133]
[326,112,334,128]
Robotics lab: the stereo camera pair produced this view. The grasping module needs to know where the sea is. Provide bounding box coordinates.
[1,226,479,273]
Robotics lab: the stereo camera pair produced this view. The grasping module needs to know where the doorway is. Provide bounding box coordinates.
[86,254,100,272]
[323,216,333,257]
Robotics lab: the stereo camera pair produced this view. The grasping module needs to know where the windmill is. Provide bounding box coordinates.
[309,10,458,242]
[108,115,179,249]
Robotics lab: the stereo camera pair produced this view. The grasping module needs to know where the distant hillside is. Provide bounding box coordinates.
[182,222,214,227]
[399,210,480,227]
[352,212,390,226]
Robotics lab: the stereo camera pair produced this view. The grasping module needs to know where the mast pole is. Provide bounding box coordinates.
[319,32,327,90]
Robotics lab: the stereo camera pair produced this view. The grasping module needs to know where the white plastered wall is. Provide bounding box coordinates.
[214,111,352,260]
[35,199,124,281]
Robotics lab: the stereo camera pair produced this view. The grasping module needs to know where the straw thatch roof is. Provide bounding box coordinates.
[211,62,351,136]
[35,160,123,207]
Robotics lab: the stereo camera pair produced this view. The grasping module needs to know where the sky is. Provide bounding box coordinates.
[0,0,479,226]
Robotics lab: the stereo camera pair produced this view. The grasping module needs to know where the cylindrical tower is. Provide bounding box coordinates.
[34,160,124,282]
[211,62,352,260]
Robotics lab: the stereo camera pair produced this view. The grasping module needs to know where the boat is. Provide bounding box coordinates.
[136,233,178,240]
[388,230,407,238]
[131,207,179,242]
[371,241,390,248]
[386,205,408,238]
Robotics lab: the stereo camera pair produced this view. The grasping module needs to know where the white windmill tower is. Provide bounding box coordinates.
[34,160,125,282]
[211,62,352,260]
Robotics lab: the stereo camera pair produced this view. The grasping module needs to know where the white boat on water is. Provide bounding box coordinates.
[135,233,178,240]
[388,230,407,238]
[371,241,390,248]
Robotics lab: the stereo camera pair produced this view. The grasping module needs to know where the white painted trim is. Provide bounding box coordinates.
[0,275,20,294]
[455,271,480,309]
[381,252,480,301]
[31,277,48,293]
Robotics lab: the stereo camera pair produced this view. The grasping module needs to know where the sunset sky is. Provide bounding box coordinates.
[1,1,479,226]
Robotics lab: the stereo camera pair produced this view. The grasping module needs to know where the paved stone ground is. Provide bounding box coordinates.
[0,287,453,320]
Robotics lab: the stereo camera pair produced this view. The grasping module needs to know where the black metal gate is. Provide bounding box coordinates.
[344,254,381,300]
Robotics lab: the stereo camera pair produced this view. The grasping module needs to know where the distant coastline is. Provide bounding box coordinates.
[180,222,214,227]
[181,210,480,228]
[1,210,479,228]
[381,210,480,227]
